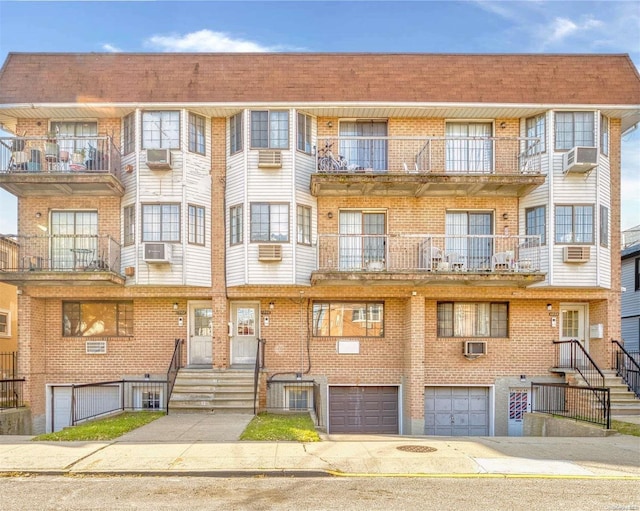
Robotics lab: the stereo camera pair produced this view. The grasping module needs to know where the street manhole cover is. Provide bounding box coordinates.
[396,445,437,453]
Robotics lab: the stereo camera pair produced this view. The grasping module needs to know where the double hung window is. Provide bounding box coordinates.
[142,111,180,149]
[230,112,243,154]
[525,114,546,153]
[525,206,546,245]
[250,111,289,149]
[555,112,594,150]
[297,113,313,153]
[555,205,594,244]
[142,204,180,242]
[230,205,243,245]
[188,205,205,245]
[297,205,312,245]
[250,203,289,242]
[188,113,206,154]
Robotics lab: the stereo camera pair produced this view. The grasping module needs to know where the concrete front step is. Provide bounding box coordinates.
[169,368,257,413]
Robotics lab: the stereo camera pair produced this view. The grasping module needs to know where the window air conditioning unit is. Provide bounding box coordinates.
[258,244,282,261]
[563,246,590,263]
[86,340,107,354]
[562,146,598,174]
[257,150,282,168]
[463,340,487,358]
[144,243,172,263]
[146,149,172,170]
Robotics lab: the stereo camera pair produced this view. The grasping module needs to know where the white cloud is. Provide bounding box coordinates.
[144,29,274,53]
[547,17,579,43]
[102,44,122,53]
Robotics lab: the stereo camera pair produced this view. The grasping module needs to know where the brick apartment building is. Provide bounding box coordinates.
[0,53,639,435]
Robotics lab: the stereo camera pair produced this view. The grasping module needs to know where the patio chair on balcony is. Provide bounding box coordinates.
[491,251,515,271]
[446,252,466,271]
[420,242,443,271]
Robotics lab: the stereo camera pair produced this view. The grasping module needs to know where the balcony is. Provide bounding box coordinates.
[0,235,124,286]
[311,136,545,197]
[312,234,545,287]
[0,136,124,197]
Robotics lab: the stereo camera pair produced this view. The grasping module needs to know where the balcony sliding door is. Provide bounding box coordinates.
[445,212,492,270]
[339,121,388,171]
[339,211,386,270]
[51,211,98,270]
[446,123,493,173]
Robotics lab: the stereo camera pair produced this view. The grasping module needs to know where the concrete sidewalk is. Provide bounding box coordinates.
[0,414,638,478]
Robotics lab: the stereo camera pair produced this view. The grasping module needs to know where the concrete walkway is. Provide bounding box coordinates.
[0,413,639,478]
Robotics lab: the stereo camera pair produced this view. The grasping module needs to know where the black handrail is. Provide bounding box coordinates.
[611,340,640,399]
[531,382,610,429]
[253,338,265,414]
[553,339,605,388]
[0,351,18,379]
[166,338,184,413]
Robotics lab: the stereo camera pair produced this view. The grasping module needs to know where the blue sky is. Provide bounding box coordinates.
[0,0,638,231]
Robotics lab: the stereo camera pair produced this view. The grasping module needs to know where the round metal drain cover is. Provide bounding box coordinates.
[396,445,437,453]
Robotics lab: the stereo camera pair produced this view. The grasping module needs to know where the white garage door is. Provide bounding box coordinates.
[424,386,489,436]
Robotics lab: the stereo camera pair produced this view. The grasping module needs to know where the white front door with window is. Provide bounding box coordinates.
[188,301,212,366]
[559,303,588,366]
[231,302,259,365]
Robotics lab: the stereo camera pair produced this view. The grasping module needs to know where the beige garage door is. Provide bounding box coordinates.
[329,386,399,434]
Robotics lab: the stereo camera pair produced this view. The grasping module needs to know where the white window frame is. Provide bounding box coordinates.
[525,205,546,246]
[123,112,135,155]
[123,205,135,246]
[554,111,595,151]
[554,204,594,244]
[285,385,313,411]
[230,204,243,246]
[230,112,243,154]
[296,112,313,153]
[0,309,10,337]
[250,110,289,149]
[188,112,206,155]
[525,114,546,153]
[142,111,180,150]
[296,205,312,245]
[437,302,509,338]
[141,203,181,242]
[600,114,609,156]
[250,203,290,243]
[188,204,206,246]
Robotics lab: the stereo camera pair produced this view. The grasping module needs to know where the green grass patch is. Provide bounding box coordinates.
[611,419,640,437]
[240,412,320,442]
[32,411,164,441]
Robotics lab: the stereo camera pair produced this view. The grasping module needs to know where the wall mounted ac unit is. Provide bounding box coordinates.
[258,244,282,261]
[146,149,172,170]
[257,150,282,168]
[562,146,598,174]
[463,340,487,358]
[86,340,107,354]
[563,246,590,263]
[144,242,172,263]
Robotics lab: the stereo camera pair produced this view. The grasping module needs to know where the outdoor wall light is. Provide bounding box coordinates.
[327,212,333,219]
[520,375,526,382]
[327,121,333,128]
[35,212,42,218]
[269,301,275,310]
[502,212,508,220]
[500,122,506,129]
[173,302,178,310]
[547,304,552,311]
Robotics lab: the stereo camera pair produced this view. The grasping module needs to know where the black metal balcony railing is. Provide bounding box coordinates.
[531,382,610,429]
[0,136,121,177]
[0,234,121,274]
[316,136,542,175]
[317,234,541,273]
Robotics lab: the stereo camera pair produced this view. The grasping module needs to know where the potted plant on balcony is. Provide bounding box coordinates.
[72,147,86,164]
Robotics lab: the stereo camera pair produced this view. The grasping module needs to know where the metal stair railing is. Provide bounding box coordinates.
[166,338,184,413]
[554,339,605,388]
[611,339,640,399]
[253,338,265,414]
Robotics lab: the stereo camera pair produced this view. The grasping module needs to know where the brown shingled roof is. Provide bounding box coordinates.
[0,53,639,105]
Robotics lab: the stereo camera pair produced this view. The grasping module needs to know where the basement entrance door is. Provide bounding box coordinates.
[230,302,259,366]
[188,301,213,366]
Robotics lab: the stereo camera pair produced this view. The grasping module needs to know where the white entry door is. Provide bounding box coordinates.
[188,301,213,366]
[231,302,259,365]
[559,304,588,366]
